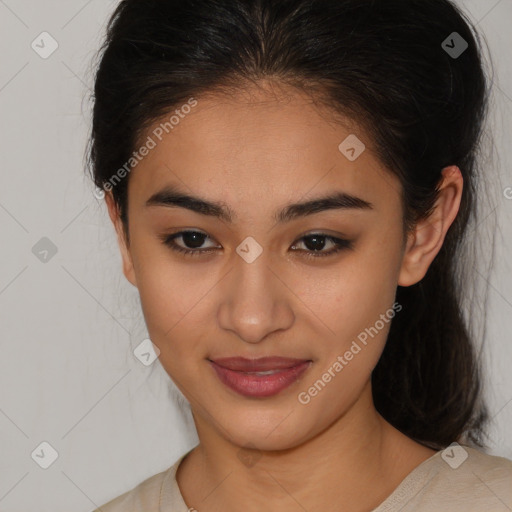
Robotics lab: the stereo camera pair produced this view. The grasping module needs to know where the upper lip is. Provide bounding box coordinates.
[209,356,311,372]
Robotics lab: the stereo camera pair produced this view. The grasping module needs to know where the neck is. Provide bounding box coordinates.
[177,381,436,512]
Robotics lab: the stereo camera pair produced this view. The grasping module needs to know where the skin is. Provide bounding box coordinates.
[105,81,463,512]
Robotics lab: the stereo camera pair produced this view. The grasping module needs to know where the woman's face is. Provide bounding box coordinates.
[110,83,410,451]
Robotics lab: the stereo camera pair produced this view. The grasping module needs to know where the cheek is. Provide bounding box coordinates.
[295,244,402,392]
[130,244,203,356]
[131,250,230,393]
[297,274,398,414]
[296,243,400,343]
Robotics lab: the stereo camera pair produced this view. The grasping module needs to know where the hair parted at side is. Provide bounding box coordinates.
[87,0,496,450]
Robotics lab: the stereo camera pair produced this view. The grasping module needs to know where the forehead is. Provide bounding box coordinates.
[127,83,402,215]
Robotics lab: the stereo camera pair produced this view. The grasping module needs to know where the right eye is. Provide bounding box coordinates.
[161,230,220,257]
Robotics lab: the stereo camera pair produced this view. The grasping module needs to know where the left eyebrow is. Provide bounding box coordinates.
[145,184,374,223]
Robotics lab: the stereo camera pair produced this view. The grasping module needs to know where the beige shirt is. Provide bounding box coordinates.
[92,445,512,511]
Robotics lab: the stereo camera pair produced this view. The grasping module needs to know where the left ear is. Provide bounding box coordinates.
[398,165,463,287]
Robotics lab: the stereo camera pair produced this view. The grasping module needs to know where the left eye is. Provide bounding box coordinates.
[290,234,353,256]
[161,230,353,258]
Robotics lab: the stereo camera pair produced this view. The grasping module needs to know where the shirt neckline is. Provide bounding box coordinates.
[160,446,444,512]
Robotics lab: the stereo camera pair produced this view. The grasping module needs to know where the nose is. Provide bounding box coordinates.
[217,254,295,344]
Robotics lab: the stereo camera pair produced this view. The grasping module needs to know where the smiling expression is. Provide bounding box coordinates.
[108,82,411,450]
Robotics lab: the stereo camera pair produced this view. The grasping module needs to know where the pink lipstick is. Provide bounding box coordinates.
[208,356,312,398]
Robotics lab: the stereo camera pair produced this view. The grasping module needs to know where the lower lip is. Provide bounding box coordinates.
[209,360,312,398]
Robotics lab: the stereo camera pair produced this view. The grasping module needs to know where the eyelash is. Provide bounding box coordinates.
[160,230,353,259]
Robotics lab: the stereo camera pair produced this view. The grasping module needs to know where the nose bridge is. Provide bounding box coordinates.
[217,243,294,344]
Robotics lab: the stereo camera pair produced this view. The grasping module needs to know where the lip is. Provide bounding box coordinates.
[208,357,312,398]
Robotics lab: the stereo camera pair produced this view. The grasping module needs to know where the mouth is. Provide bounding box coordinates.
[208,356,312,398]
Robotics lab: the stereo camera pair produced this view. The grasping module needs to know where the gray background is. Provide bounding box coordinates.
[0,0,511,510]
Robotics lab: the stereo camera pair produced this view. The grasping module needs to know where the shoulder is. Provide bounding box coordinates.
[377,445,512,512]
[90,463,176,512]
[439,446,512,502]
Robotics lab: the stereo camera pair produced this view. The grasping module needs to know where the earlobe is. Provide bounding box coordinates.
[104,192,138,288]
[398,165,463,287]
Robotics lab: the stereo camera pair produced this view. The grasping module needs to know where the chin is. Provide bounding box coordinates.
[215,408,315,453]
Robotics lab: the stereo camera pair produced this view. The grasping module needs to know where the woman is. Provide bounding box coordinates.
[88,0,512,510]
